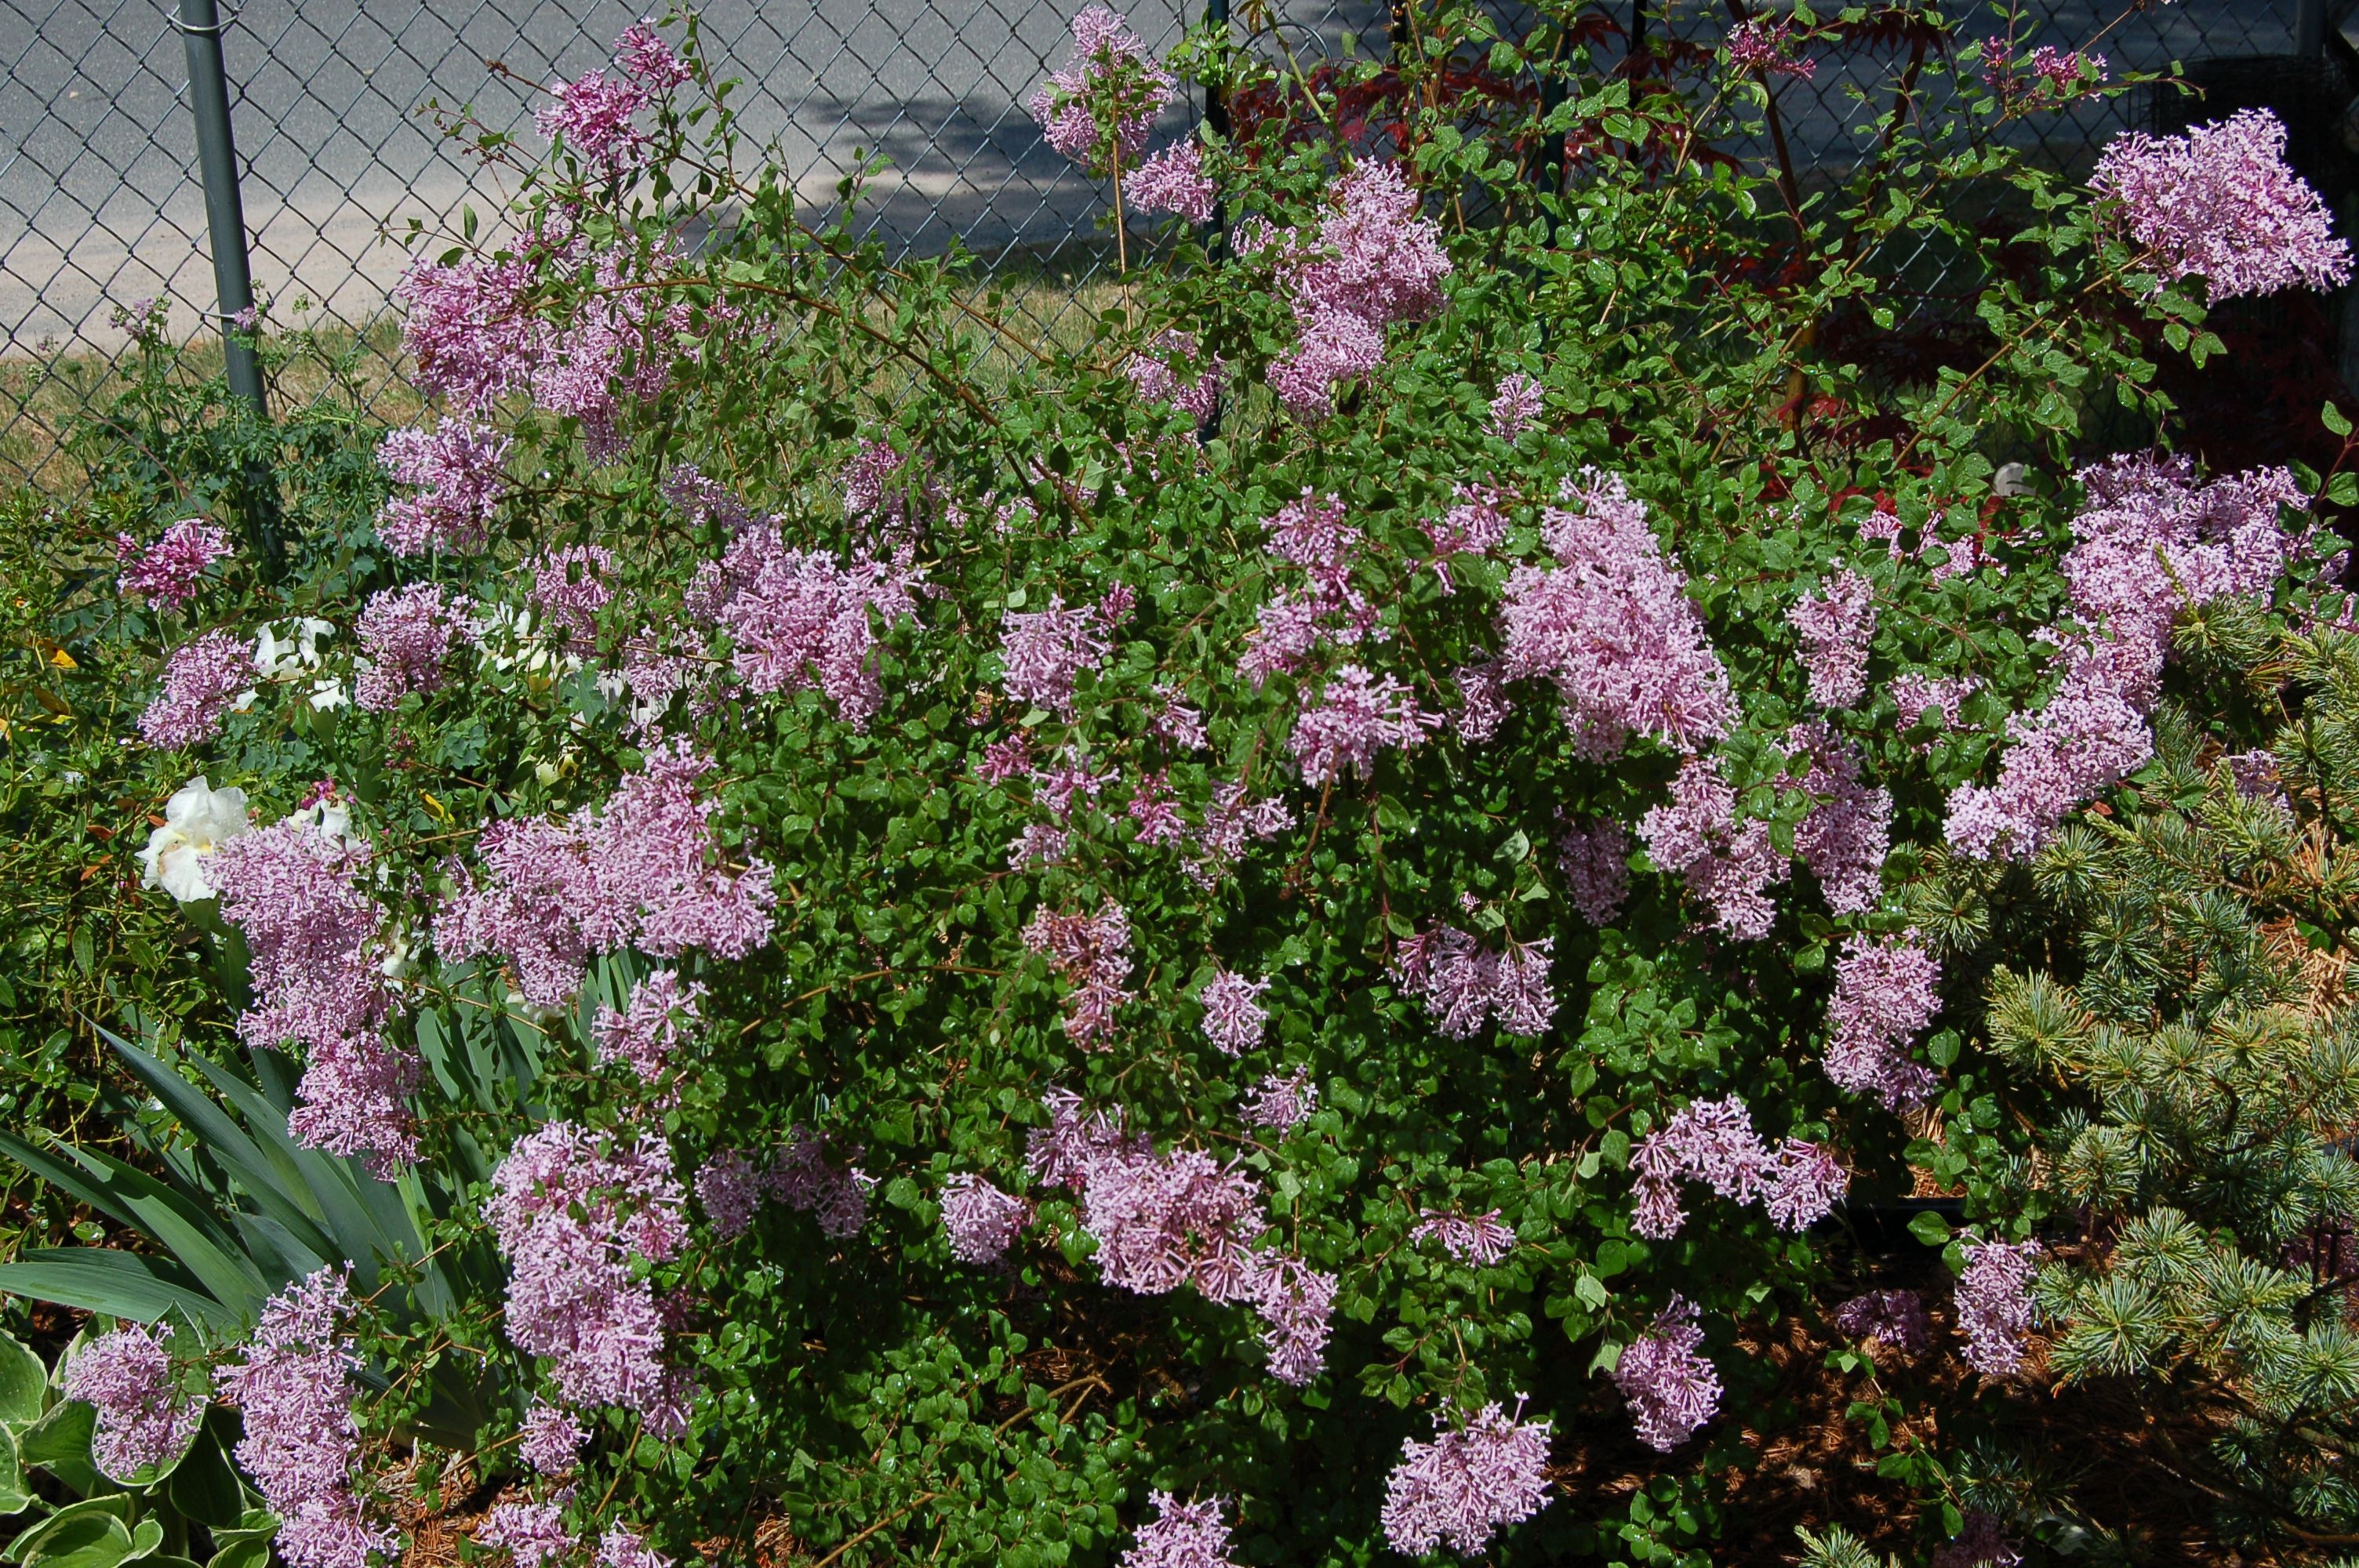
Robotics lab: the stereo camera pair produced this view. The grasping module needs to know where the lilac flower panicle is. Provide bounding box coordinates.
[1411,1208,1517,1266]
[63,1323,202,1479]
[1502,472,1736,760]
[1379,1398,1554,1555]
[214,1270,394,1568]
[1129,140,1215,224]
[1558,818,1630,925]
[695,524,922,730]
[1241,1068,1317,1133]
[1252,1255,1337,1385]
[354,583,456,711]
[2092,108,2353,301]
[489,1123,692,1430]
[481,1501,572,1568]
[1834,1288,1932,1355]
[1826,933,1943,1109]
[1892,672,1978,748]
[1957,1239,2043,1377]
[1726,16,1815,79]
[594,970,706,1090]
[941,1174,1030,1264]
[117,517,231,608]
[1788,568,1876,709]
[598,1524,672,1568]
[1786,722,1892,915]
[538,64,655,179]
[1125,331,1223,424]
[1027,1087,1147,1191]
[1022,898,1136,1047]
[1078,1142,1266,1301]
[769,1127,877,1240]
[1000,593,1114,718]
[1199,967,1273,1055]
[1396,926,1558,1039]
[615,21,692,88]
[1120,1493,1242,1568]
[375,420,511,555]
[696,1148,762,1239]
[518,1400,587,1476]
[140,630,254,750]
[1630,1094,1841,1238]
[1267,162,1451,417]
[1028,5,1174,173]
[1639,755,1785,940]
[1612,1297,1723,1451]
[1289,665,1440,786]
[1487,372,1543,440]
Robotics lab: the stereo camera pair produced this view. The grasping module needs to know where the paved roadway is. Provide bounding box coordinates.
[0,0,2305,354]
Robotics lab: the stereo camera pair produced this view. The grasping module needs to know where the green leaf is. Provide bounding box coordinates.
[0,1428,32,1517]
[165,1423,245,1530]
[0,1332,47,1425]
[17,1399,102,1496]
[0,1253,241,1339]
[203,1541,269,1568]
[1906,1209,1952,1247]
[2324,400,2352,437]
[15,1511,133,1568]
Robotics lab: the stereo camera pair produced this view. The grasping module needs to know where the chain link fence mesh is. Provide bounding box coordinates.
[0,0,2331,488]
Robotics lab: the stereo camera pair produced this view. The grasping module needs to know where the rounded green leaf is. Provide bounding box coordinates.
[0,1334,46,1426]
[20,1514,133,1568]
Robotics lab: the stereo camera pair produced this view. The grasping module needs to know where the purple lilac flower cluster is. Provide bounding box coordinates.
[354,583,456,711]
[1267,162,1452,419]
[593,969,706,1091]
[1022,898,1136,1046]
[1238,489,1385,686]
[1410,1207,1517,1265]
[1288,664,1440,786]
[1555,817,1631,925]
[1825,933,1942,1109]
[1786,722,1893,916]
[1240,1068,1317,1133]
[1834,1288,1932,1355]
[518,1400,587,1475]
[375,420,512,555]
[63,1323,202,1479]
[1787,568,1876,709]
[213,1270,394,1568]
[116,517,230,608]
[1128,140,1215,224]
[1395,924,1558,1039]
[685,523,923,731]
[1123,330,1222,423]
[1198,967,1273,1055]
[140,630,254,750]
[1487,372,1543,441]
[1499,470,1736,759]
[1725,16,1815,79]
[940,1174,1030,1263]
[767,1127,877,1239]
[1956,1238,2043,1377]
[695,1148,762,1238]
[489,1122,694,1432]
[436,742,778,1011]
[1612,1296,1724,1451]
[536,23,687,180]
[1639,755,1786,939]
[1378,1398,1553,1555]
[1000,593,1117,718]
[209,819,420,1172]
[1027,5,1173,173]
[2092,108,2352,302]
[1629,1095,1848,1239]
[1119,1493,1241,1568]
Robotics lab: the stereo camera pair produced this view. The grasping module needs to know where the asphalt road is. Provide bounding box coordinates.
[0,0,2306,357]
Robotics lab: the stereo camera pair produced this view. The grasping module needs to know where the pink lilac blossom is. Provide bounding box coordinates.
[1411,1208,1517,1266]
[354,583,455,711]
[1288,664,1440,786]
[435,742,777,1010]
[1124,330,1222,423]
[117,517,230,608]
[1787,568,1876,709]
[1200,967,1272,1055]
[480,1501,572,1568]
[614,21,692,88]
[1152,683,1208,750]
[1613,1298,1724,1451]
[489,1123,692,1429]
[1557,818,1630,926]
[941,1174,1030,1264]
[1252,1255,1338,1386]
[537,67,655,179]
[1120,1493,1241,1568]
[767,1128,874,1240]
[1078,1142,1267,1301]
[1825,933,1943,1109]
[1128,140,1214,223]
[1452,661,1512,742]
[1027,1087,1148,1191]
[530,544,616,652]
[1379,1398,1554,1556]
[597,1525,671,1568]
[2091,108,2352,301]
[977,731,1034,783]
[1892,672,1979,749]
[1639,755,1786,940]
[1033,750,1115,818]
[1001,593,1114,718]
[691,524,923,730]
[139,630,253,750]
[840,437,939,539]
[209,822,417,1172]
[1942,642,2156,861]
[1238,490,1387,684]
[518,1401,587,1476]
[1956,1238,2043,1377]
[528,245,692,464]
[1395,926,1559,1039]
[1023,898,1136,1047]
[1008,822,1073,868]
[1629,1095,1845,1239]
[2030,45,2104,90]
[375,420,511,555]
[1241,1068,1317,1133]
[1786,722,1892,915]
[1725,16,1815,79]
[213,1270,394,1568]
[1834,1288,1932,1355]
[696,1148,763,1238]
[1185,782,1293,887]
[594,970,705,1088]
[1488,372,1543,440]
[394,248,541,411]
[1126,770,1187,847]
[63,1323,201,1479]
[1500,471,1736,758]
[1027,5,1174,172]
[1267,162,1450,418]
[1935,1512,2025,1568]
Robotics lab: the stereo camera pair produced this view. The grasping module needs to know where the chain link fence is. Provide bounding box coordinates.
[0,0,2337,488]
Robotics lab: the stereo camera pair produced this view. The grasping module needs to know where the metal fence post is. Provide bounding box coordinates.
[2296,0,2328,57]
[176,0,264,415]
